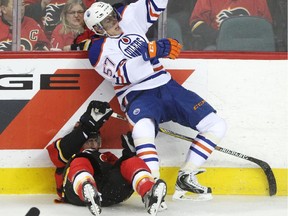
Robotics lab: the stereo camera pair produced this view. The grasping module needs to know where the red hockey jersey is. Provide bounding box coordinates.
[189,0,272,29]
[0,16,50,51]
[50,24,78,50]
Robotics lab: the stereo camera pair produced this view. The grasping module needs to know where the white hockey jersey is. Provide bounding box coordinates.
[88,0,172,111]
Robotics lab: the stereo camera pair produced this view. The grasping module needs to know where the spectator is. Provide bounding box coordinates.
[0,0,50,51]
[25,0,95,40]
[189,0,272,50]
[50,0,87,50]
[46,100,167,216]
[25,0,126,48]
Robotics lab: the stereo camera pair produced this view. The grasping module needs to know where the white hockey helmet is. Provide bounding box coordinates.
[84,2,118,36]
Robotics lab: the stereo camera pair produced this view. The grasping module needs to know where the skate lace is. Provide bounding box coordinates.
[188,172,206,190]
[83,184,95,202]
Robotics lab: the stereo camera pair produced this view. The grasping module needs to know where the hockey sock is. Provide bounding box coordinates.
[182,132,218,169]
[132,170,155,197]
[73,172,96,201]
[134,137,160,179]
[132,118,160,179]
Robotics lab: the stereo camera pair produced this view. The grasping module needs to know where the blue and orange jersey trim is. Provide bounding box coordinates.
[146,0,165,23]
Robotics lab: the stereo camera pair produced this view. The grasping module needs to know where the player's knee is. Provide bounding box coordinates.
[68,157,94,182]
[132,118,155,139]
[196,112,227,141]
[120,157,151,182]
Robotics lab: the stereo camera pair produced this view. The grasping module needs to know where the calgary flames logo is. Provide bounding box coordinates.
[216,7,250,28]
[0,39,32,51]
[42,3,65,32]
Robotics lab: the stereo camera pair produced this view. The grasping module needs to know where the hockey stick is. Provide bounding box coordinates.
[25,207,40,216]
[111,113,277,196]
[158,127,277,196]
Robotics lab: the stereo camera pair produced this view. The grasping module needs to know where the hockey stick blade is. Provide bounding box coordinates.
[25,207,40,216]
[215,146,277,196]
[110,114,277,196]
[158,128,277,196]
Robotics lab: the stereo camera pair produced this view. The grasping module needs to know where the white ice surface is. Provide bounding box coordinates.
[0,194,287,216]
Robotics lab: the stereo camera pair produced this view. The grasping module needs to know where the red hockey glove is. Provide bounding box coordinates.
[140,38,182,61]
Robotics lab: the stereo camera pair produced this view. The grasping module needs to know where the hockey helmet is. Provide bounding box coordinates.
[84,2,120,36]
[84,131,102,149]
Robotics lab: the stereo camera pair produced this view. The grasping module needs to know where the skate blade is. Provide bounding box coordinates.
[86,188,101,216]
[158,201,168,212]
[172,190,213,201]
[150,182,167,216]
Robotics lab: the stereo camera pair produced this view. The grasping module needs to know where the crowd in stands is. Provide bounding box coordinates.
[0,0,286,52]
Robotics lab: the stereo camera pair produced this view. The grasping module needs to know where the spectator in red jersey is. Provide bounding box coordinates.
[50,0,88,50]
[189,0,273,50]
[24,0,122,50]
[0,0,50,51]
[24,0,95,40]
[46,100,167,216]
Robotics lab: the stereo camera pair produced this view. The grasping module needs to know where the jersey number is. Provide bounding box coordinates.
[103,58,115,77]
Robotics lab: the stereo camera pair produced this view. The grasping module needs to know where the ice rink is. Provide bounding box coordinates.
[0,194,286,216]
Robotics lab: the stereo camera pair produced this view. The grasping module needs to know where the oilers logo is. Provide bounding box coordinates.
[119,34,146,58]
[133,108,141,116]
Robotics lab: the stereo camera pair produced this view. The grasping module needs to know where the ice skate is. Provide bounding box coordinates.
[143,179,167,216]
[158,200,168,211]
[82,182,102,216]
[173,169,213,201]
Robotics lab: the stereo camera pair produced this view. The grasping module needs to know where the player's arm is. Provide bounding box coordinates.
[46,101,113,166]
[46,127,87,167]
[124,0,168,33]
[114,131,136,167]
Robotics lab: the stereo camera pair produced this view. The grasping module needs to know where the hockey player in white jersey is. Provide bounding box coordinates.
[84,0,227,203]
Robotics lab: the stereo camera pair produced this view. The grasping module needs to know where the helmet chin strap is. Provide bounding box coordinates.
[107,32,123,38]
[94,25,122,38]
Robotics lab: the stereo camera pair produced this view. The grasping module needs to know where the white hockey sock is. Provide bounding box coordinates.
[73,172,95,196]
[134,137,160,179]
[183,132,218,168]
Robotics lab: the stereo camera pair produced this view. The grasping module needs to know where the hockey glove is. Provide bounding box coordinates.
[121,131,136,159]
[140,38,182,61]
[80,101,113,136]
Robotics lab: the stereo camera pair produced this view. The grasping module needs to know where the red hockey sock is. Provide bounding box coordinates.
[137,177,154,197]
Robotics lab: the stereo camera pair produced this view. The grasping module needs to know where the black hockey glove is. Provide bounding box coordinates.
[114,132,136,167]
[121,131,136,159]
[80,101,113,136]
